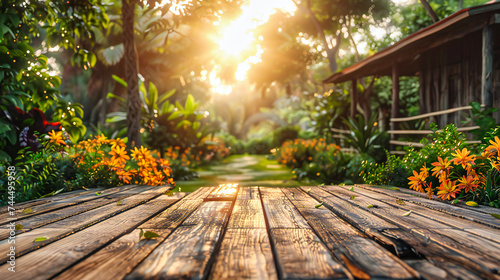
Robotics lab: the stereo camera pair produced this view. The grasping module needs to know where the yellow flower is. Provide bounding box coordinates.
[48,130,66,146]
[109,145,130,165]
[437,180,459,201]
[431,157,451,181]
[450,148,475,169]
[408,170,426,193]
[457,175,479,193]
[485,136,500,156]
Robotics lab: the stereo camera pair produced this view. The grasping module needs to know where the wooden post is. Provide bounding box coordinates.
[350,79,357,118]
[391,64,400,150]
[481,24,493,109]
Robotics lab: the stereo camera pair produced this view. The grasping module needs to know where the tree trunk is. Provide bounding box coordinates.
[122,0,142,148]
[420,0,439,23]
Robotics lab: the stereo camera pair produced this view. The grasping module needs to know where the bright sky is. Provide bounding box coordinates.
[211,0,296,95]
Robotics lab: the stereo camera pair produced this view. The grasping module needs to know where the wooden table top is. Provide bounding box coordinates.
[1,184,500,280]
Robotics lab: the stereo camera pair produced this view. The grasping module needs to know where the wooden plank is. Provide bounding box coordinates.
[0,185,138,226]
[227,199,266,229]
[53,228,172,280]
[270,228,349,280]
[54,189,211,280]
[182,201,232,226]
[387,125,480,134]
[237,186,260,200]
[282,188,418,280]
[390,104,483,122]
[322,186,500,279]
[0,189,94,214]
[0,195,183,280]
[184,186,216,200]
[357,185,500,228]
[204,183,239,201]
[0,186,157,240]
[0,187,176,264]
[340,185,500,243]
[125,201,232,280]
[260,187,309,229]
[210,229,277,280]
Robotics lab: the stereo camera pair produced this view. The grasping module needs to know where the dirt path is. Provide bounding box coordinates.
[175,155,300,192]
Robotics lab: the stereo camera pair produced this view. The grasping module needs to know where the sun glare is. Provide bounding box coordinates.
[212,0,295,93]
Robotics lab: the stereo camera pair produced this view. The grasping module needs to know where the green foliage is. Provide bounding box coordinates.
[467,102,498,143]
[343,114,387,157]
[272,126,299,147]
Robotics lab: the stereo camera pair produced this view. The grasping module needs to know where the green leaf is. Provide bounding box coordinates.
[148,82,158,109]
[349,187,354,191]
[396,199,405,205]
[465,201,478,207]
[143,231,160,239]
[158,89,176,104]
[164,190,174,196]
[139,229,144,240]
[193,121,200,131]
[451,199,459,205]
[305,188,311,193]
[403,210,412,216]
[167,110,182,121]
[175,120,192,129]
[315,202,323,208]
[99,44,124,66]
[15,224,23,230]
[95,192,102,196]
[112,75,127,88]
[390,187,400,191]
[33,236,48,242]
[88,52,97,68]
[367,204,374,208]
[350,195,355,200]
[116,200,124,206]
[23,208,33,214]
[490,213,500,219]
[107,93,126,103]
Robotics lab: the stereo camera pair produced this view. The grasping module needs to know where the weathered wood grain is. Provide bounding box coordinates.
[0,189,99,214]
[0,186,176,264]
[227,199,266,229]
[0,185,138,226]
[283,188,417,280]
[270,228,349,280]
[210,229,278,280]
[237,186,260,200]
[260,187,309,229]
[204,184,239,201]
[356,185,500,228]
[54,228,172,280]
[182,201,232,226]
[323,186,500,278]
[0,195,183,280]
[184,186,216,200]
[125,201,232,280]
[338,185,500,243]
[0,186,157,240]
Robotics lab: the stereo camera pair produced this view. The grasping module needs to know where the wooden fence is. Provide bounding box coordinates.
[330,105,484,155]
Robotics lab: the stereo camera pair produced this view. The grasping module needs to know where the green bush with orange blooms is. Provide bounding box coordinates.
[276,138,359,183]
[408,137,500,206]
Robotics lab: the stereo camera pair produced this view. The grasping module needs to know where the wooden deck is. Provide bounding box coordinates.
[1,184,500,280]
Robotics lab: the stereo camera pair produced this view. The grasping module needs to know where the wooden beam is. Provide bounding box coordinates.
[390,64,400,145]
[350,79,357,118]
[481,24,494,109]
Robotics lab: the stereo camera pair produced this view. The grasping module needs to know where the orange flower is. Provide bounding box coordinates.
[485,136,500,156]
[95,134,108,144]
[437,180,459,201]
[424,182,433,200]
[48,130,66,146]
[408,170,427,193]
[457,175,479,193]
[431,157,451,181]
[109,145,130,165]
[450,148,475,169]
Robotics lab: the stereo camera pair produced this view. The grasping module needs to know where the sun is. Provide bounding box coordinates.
[215,0,296,57]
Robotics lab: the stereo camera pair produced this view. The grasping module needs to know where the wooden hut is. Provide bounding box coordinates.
[323,2,500,137]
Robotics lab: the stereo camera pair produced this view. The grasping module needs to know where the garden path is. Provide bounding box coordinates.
[1,184,500,279]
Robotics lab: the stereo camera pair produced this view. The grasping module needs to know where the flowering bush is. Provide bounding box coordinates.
[71,135,175,188]
[276,139,356,183]
[408,136,500,207]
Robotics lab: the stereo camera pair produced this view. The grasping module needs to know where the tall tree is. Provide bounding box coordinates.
[291,0,389,73]
[121,0,141,147]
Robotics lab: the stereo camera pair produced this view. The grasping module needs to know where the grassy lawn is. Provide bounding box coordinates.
[174,154,317,193]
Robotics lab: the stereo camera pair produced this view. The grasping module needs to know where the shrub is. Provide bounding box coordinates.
[272,126,299,147]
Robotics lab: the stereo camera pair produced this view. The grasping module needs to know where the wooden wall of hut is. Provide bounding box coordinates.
[417,25,500,129]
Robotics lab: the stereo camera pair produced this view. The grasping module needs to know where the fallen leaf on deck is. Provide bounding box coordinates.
[465,201,478,207]
[34,237,47,242]
[315,202,323,208]
[23,208,33,214]
[15,224,23,230]
[403,210,412,216]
